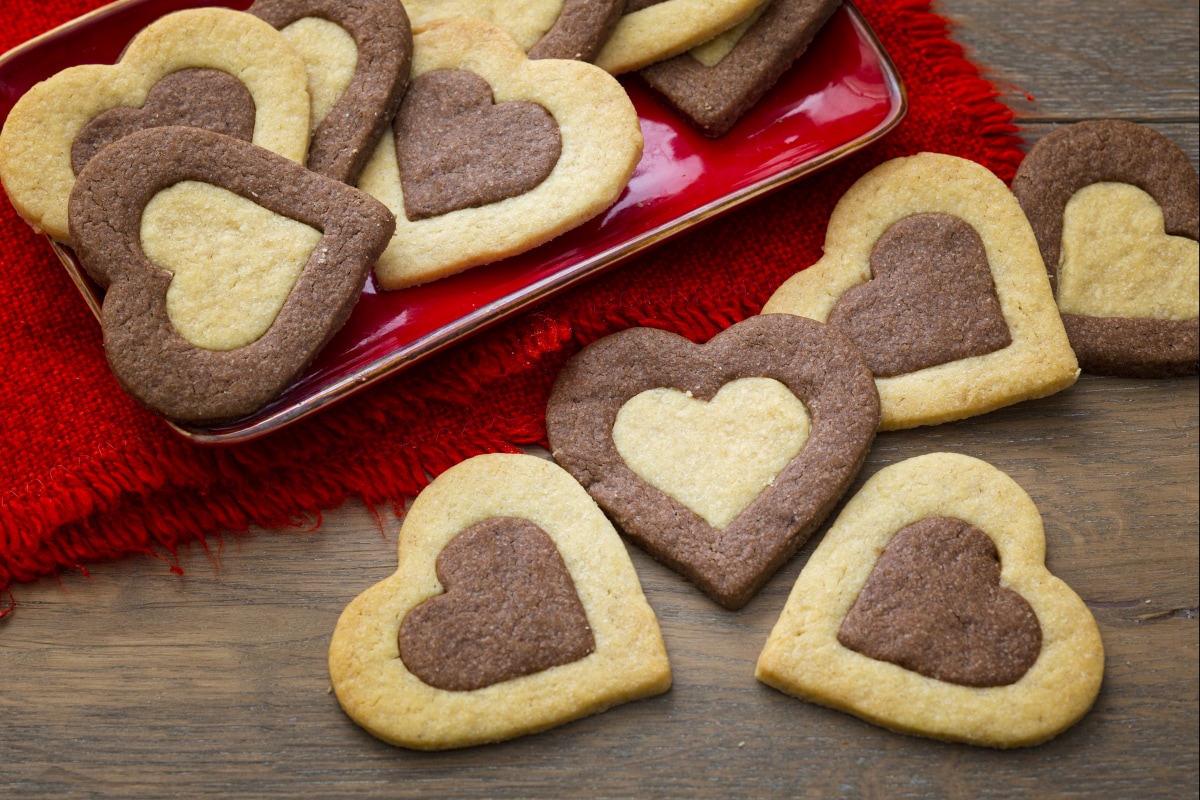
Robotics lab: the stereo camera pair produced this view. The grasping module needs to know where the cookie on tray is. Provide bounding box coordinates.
[1011,119,1198,377]
[545,313,879,610]
[356,18,642,290]
[67,126,395,425]
[0,7,311,243]
[402,0,626,61]
[756,452,1105,749]
[248,0,413,185]
[328,453,671,750]
[594,0,772,74]
[763,152,1079,430]
[639,0,842,137]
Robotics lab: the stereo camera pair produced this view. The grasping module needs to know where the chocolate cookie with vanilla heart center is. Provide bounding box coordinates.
[1011,119,1198,377]
[638,0,841,137]
[546,313,879,609]
[68,126,395,425]
[249,0,413,185]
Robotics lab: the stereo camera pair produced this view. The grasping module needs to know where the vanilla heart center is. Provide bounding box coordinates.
[280,16,359,134]
[1058,181,1199,320]
[140,181,322,351]
[612,377,810,529]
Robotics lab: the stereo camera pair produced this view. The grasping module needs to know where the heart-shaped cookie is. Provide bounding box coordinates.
[546,313,879,610]
[825,213,1012,377]
[1012,119,1199,377]
[249,0,413,185]
[638,0,841,137]
[357,18,642,289]
[756,453,1105,748]
[394,69,562,220]
[763,153,1079,430]
[400,0,625,61]
[0,7,311,243]
[328,453,671,750]
[68,126,395,424]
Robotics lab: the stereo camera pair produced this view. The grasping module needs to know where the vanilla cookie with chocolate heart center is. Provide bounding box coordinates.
[357,18,642,289]
[329,453,671,750]
[756,453,1104,748]
[764,152,1079,430]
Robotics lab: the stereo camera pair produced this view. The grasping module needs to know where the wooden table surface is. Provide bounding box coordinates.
[2,1,1197,798]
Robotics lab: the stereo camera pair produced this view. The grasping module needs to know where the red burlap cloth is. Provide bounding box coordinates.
[0,0,1025,612]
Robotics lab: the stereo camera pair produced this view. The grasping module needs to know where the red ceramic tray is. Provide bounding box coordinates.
[0,0,906,443]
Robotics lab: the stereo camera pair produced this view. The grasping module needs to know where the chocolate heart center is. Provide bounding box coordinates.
[72,69,256,176]
[393,69,562,221]
[827,213,1012,377]
[398,517,595,691]
[837,517,1042,687]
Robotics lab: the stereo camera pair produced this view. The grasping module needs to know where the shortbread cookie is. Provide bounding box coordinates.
[756,452,1105,748]
[329,453,671,750]
[249,0,413,185]
[0,7,311,243]
[595,0,771,75]
[546,313,879,609]
[68,126,395,424]
[763,153,1079,430]
[357,18,642,289]
[1011,120,1199,377]
[639,0,841,136]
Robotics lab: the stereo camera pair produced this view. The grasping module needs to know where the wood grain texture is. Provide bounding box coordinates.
[2,1,1197,797]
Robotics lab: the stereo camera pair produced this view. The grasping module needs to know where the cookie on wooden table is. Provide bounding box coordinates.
[546,313,879,610]
[1011,119,1199,377]
[0,7,311,243]
[756,452,1105,749]
[763,152,1079,430]
[328,453,671,750]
